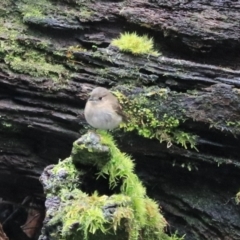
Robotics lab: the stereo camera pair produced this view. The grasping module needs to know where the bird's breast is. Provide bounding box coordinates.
[84,103,122,130]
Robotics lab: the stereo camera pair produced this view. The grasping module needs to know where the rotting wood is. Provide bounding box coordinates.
[0,0,240,239]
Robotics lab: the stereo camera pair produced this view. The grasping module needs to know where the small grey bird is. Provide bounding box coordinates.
[84,87,126,130]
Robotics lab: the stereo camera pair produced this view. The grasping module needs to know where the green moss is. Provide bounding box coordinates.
[113,90,198,150]
[96,131,150,227]
[0,10,28,41]
[5,51,68,81]
[97,68,110,78]
[0,120,20,133]
[17,0,50,21]
[71,133,110,167]
[18,0,95,23]
[55,191,130,239]
[79,7,93,21]
[51,157,81,194]
[65,45,87,67]
[209,120,240,136]
[166,232,185,240]
[0,37,69,83]
[235,192,240,204]
[173,130,197,150]
[1,121,12,128]
[111,32,159,56]
[225,121,240,130]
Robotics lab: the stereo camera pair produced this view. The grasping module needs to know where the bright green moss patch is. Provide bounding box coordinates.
[113,90,198,150]
[45,131,184,240]
[111,32,159,56]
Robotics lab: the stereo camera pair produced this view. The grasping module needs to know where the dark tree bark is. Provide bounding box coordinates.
[0,0,240,239]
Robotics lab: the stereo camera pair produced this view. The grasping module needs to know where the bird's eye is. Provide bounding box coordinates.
[99,97,103,100]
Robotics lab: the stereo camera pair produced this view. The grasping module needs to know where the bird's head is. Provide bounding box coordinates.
[88,87,110,102]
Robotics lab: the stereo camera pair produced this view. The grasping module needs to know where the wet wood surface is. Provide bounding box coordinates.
[0,0,240,239]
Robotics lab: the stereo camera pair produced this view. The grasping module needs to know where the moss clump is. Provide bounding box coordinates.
[111,32,159,56]
[51,190,132,239]
[113,89,197,150]
[44,131,184,240]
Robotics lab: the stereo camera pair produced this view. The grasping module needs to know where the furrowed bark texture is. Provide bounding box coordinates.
[0,0,240,239]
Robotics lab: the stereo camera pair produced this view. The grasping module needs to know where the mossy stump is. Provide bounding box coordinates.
[39,131,182,240]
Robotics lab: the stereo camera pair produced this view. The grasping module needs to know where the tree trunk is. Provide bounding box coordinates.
[0,0,240,239]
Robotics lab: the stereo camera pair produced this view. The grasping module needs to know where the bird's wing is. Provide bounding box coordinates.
[113,103,128,122]
[107,93,128,122]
